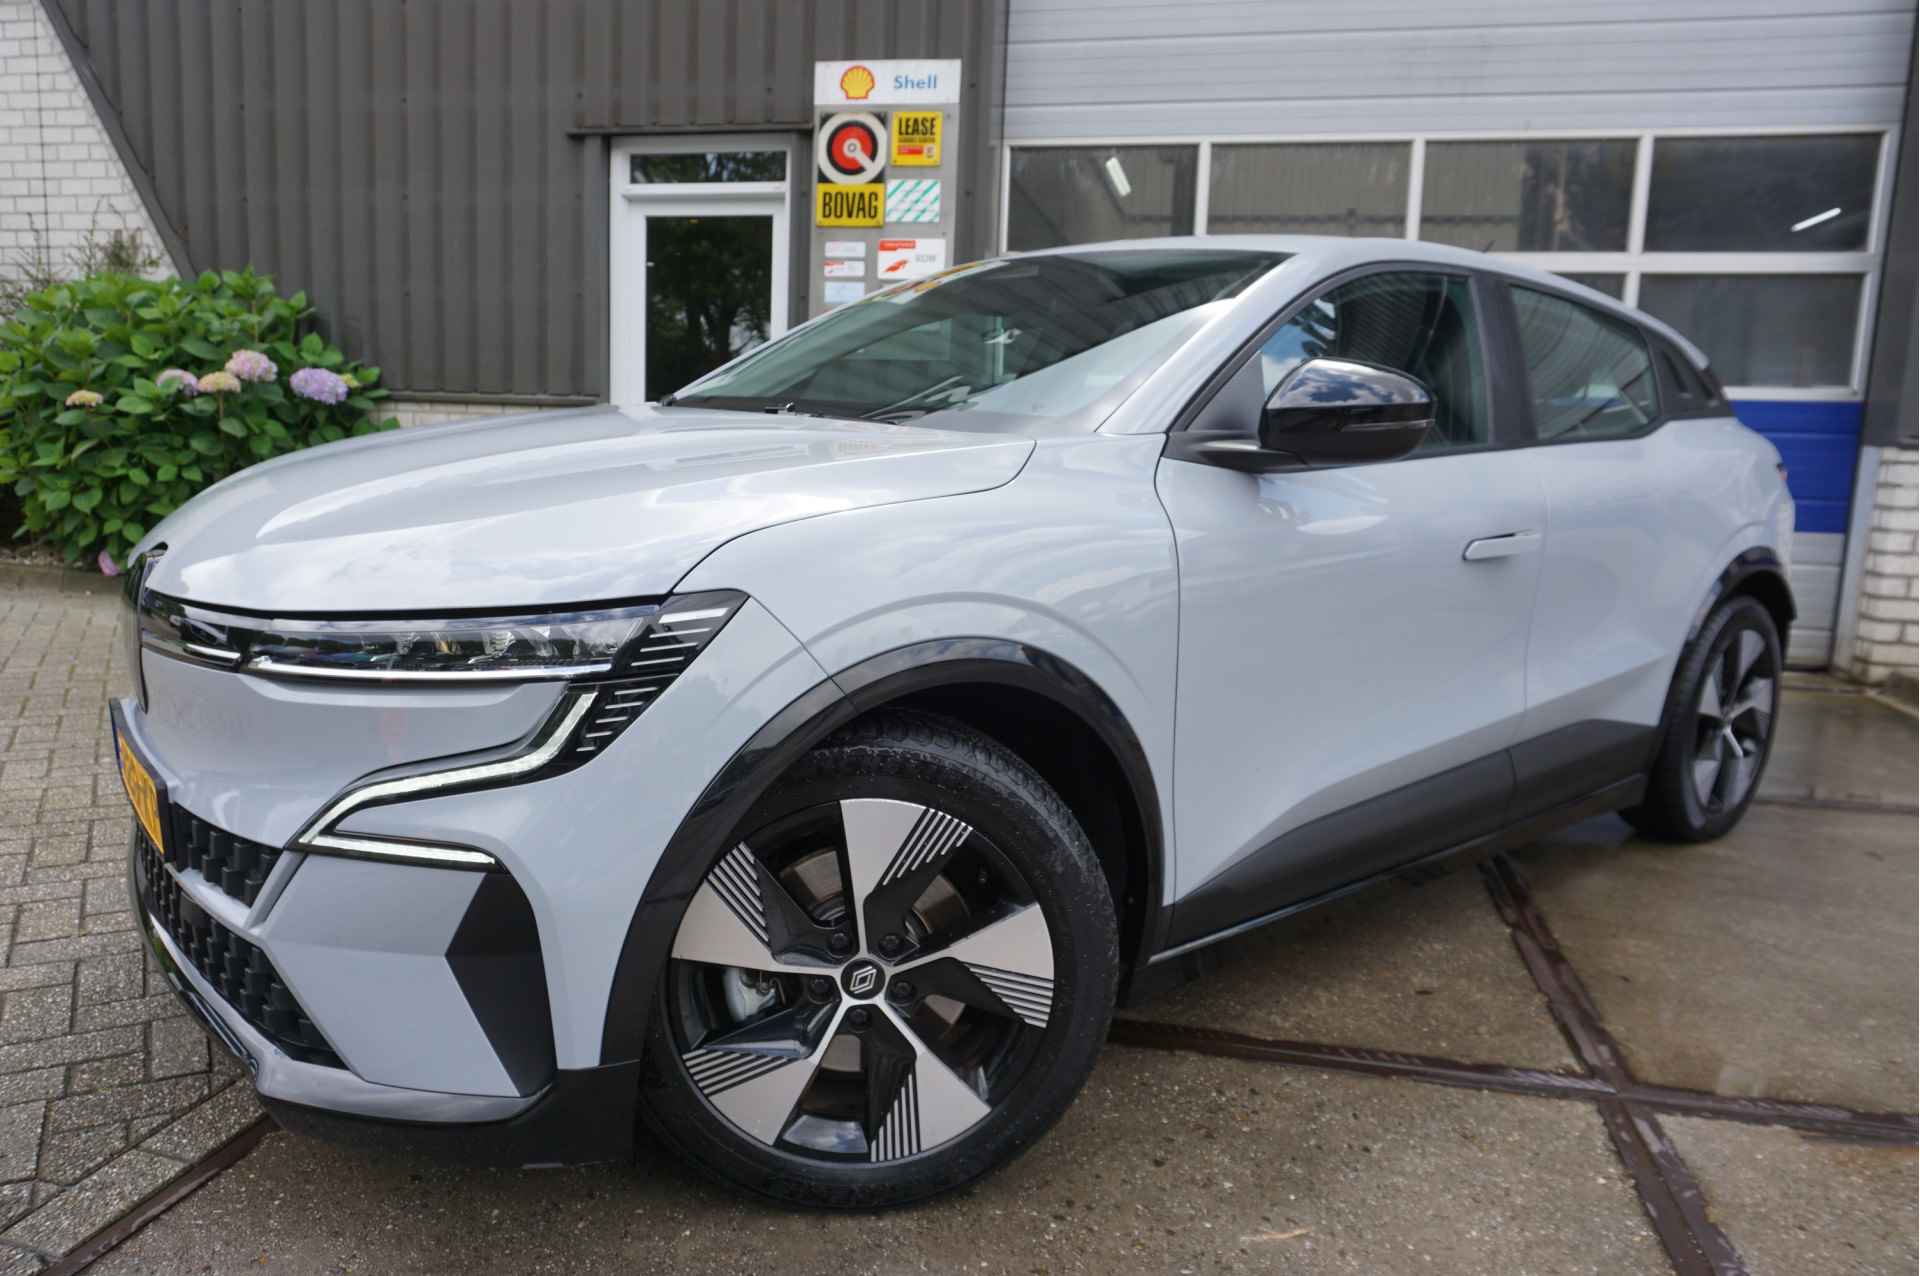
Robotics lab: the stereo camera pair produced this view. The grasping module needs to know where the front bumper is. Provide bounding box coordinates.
[116,592,833,1163]
[133,831,641,1164]
[131,831,531,1124]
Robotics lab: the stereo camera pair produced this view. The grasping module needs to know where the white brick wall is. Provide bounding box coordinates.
[1839,446,1920,687]
[0,0,168,288]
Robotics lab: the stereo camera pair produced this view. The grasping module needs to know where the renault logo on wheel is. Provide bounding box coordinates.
[842,960,882,999]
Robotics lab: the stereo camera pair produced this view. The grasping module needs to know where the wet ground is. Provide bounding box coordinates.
[70,682,1920,1274]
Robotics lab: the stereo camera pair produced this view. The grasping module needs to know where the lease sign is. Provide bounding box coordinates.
[891,111,941,165]
[816,183,883,227]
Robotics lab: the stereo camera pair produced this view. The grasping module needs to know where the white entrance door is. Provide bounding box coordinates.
[609,137,793,406]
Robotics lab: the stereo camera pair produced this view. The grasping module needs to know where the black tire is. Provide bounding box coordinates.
[637,709,1118,1208]
[1623,594,1782,842]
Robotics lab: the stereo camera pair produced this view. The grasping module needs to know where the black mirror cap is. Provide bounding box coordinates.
[1258,357,1434,465]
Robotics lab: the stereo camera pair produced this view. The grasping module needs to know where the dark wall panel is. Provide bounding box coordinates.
[46,0,1004,400]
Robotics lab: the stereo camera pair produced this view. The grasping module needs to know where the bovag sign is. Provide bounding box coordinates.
[816,183,884,227]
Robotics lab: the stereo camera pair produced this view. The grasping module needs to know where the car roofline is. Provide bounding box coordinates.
[1000,235,1712,371]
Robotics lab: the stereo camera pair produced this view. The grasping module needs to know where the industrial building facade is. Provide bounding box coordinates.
[3,0,1915,678]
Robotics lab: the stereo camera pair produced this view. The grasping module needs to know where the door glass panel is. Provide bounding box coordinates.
[1249,272,1490,452]
[645,215,773,401]
[1006,146,1198,249]
[632,151,786,183]
[1208,142,1410,237]
[1645,135,1878,252]
[1422,139,1635,251]
[1635,274,1860,388]
[1510,286,1657,441]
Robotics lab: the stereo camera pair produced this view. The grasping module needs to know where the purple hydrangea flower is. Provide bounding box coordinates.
[156,368,200,396]
[97,550,120,577]
[224,349,277,383]
[289,367,350,405]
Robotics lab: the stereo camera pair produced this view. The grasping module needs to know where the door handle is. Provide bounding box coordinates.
[1462,530,1542,561]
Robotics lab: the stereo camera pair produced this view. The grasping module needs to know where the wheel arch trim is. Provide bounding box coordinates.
[1686,546,1796,650]
[597,638,1168,1065]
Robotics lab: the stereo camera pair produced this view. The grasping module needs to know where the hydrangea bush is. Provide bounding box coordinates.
[0,269,398,567]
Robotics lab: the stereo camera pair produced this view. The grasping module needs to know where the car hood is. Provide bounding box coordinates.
[139,405,1034,612]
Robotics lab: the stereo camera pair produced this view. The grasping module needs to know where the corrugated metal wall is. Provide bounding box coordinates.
[1005,0,1914,138]
[46,0,1006,400]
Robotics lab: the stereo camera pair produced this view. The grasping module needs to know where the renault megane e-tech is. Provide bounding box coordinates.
[115,237,1792,1206]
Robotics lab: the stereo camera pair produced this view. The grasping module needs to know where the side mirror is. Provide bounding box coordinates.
[1258,358,1434,466]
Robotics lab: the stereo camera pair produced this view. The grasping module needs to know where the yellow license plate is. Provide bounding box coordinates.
[117,735,165,856]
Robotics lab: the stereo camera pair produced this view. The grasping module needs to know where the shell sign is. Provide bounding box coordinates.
[838,65,876,100]
[814,59,962,106]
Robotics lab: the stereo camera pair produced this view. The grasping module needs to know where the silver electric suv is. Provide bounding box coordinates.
[116,238,1793,1206]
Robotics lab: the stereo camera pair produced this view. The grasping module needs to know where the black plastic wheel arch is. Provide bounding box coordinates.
[596,638,1167,1066]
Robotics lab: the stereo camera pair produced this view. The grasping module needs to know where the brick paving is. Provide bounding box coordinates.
[0,572,261,1272]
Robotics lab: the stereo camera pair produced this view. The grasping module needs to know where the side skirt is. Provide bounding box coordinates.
[1138,774,1646,989]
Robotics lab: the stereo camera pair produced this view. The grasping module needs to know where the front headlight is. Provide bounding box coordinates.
[145,589,752,871]
[136,594,744,685]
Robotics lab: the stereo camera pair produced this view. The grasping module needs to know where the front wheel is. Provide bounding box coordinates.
[637,710,1118,1208]
[1624,594,1781,842]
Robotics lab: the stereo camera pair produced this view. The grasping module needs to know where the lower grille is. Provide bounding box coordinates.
[165,806,282,907]
[138,833,343,1069]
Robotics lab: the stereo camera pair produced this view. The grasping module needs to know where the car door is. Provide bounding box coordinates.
[1156,267,1548,949]
[1498,283,1761,818]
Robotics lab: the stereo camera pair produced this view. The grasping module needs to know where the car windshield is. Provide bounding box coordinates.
[666,249,1287,428]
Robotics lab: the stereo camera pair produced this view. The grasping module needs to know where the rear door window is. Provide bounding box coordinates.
[1510,286,1658,441]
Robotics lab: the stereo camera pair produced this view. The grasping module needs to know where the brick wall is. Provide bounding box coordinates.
[1840,446,1920,686]
[0,0,168,291]
[383,399,580,429]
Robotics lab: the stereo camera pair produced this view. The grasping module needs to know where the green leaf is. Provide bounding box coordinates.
[190,432,223,456]
[41,490,69,511]
[72,488,101,513]
[114,395,155,416]
[156,464,177,482]
[218,418,247,438]
[128,331,162,358]
[180,336,221,361]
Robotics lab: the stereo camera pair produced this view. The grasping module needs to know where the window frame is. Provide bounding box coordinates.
[1166,260,1518,467]
[1002,124,1897,400]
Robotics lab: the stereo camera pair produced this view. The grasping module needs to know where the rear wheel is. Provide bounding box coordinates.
[1624,594,1781,842]
[637,710,1118,1207]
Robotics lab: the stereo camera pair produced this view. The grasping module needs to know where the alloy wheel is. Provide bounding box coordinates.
[1691,625,1776,813]
[666,798,1056,1164]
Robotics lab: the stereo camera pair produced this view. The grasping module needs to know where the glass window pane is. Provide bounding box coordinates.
[645,215,772,400]
[1645,135,1878,252]
[1252,272,1489,452]
[1636,275,1860,387]
[1555,273,1625,299]
[1008,146,1197,250]
[632,151,786,183]
[1208,143,1409,237]
[1422,139,1635,252]
[1510,286,1657,442]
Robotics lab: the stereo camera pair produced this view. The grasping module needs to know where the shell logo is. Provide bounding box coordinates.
[839,64,876,100]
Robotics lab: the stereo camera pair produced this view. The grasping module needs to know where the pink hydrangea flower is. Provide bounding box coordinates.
[64,389,102,408]
[224,349,277,383]
[198,370,242,394]
[97,549,120,577]
[289,367,350,405]
[156,368,200,396]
